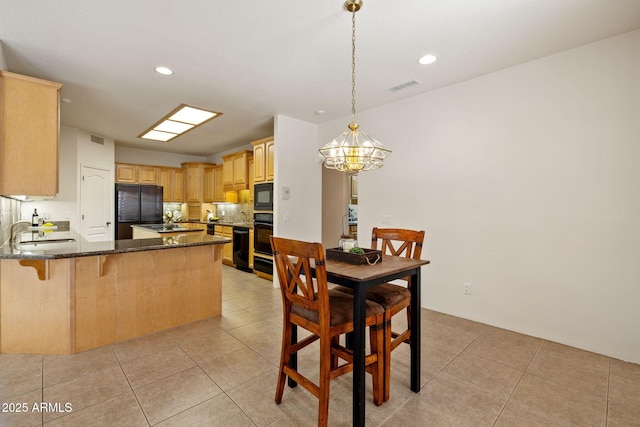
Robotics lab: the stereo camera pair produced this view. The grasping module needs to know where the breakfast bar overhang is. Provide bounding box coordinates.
[0,234,230,354]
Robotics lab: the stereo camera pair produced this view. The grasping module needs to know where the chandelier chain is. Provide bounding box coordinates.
[351,6,357,125]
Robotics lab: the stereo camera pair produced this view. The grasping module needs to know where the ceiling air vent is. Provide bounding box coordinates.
[90,134,105,145]
[389,80,422,93]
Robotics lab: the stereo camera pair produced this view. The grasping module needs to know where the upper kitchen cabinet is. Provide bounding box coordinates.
[115,163,158,184]
[0,71,62,197]
[213,165,225,202]
[203,165,215,202]
[203,164,225,203]
[182,162,215,203]
[172,168,185,202]
[252,136,274,183]
[222,150,252,191]
[138,166,158,184]
[115,163,137,183]
[158,166,185,202]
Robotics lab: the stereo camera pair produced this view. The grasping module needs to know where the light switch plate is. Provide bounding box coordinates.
[282,186,291,200]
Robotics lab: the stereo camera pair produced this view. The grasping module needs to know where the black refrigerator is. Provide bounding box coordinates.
[115,184,164,239]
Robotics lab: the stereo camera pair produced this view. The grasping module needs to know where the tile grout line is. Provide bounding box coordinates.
[489,339,540,426]
[109,344,152,426]
[164,322,261,426]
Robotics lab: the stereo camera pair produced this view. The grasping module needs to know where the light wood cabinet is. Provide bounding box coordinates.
[213,165,225,202]
[115,163,138,183]
[249,158,254,202]
[252,136,274,183]
[185,203,202,221]
[138,166,158,184]
[115,163,159,185]
[203,165,215,202]
[182,162,214,203]
[158,166,184,202]
[222,150,252,191]
[158,167,171,201]
[249,228,255,269]
[215,225,234,266]
[171,168,184,202]
[0,71,62,197]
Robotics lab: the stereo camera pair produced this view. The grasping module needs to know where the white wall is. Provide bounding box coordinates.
[273,115,321,243]
[316,30,640,363]
[115,146,207,167]
[22,126,79,226]
[22,126,115,235]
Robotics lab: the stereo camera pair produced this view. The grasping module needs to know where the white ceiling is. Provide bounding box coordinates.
[1,0,639,156]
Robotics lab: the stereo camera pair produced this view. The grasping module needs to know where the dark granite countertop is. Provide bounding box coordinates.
[0,231,230,260]
[209,221,254,228]
[131,224,204,233]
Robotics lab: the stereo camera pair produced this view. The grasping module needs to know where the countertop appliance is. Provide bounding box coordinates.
[254,182,274,211]
[115,184,163,239]
[232,226,251,272]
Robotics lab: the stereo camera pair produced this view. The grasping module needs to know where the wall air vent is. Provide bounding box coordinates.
[389,80,422,92]
[90,134,105,145]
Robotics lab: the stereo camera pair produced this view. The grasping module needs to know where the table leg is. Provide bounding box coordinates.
[353,285,366,426]
[410,269,421,392]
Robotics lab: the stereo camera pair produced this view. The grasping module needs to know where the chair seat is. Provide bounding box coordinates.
[292,289,384,326]
[333,284,410,310]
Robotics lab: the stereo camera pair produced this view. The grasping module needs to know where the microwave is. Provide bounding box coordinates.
[254,182,274,210]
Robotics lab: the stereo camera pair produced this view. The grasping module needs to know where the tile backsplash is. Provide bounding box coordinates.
[1,196,21,245]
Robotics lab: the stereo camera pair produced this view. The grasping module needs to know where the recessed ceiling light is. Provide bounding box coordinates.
[138,103,222,142]
[155,66,173,75]
[418,54,437,65]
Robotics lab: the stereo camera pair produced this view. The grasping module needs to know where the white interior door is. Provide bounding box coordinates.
[80,165,112,241]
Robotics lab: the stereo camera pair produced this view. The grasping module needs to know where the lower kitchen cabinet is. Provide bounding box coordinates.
[249,228,254,269]
[215,225,234,266]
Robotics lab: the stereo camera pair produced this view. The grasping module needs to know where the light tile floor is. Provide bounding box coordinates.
[1,265,639,426]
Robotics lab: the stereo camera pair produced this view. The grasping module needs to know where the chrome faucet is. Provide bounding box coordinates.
[9,220,30,245]
[239,211,247,224]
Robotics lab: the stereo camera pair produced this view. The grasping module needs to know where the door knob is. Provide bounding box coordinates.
[106,221,112,226]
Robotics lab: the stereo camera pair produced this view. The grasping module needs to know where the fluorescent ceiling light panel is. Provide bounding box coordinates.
[140,130,177,142]
[169,106,218,125]
[155,120,194,133]
[138,103,222,142]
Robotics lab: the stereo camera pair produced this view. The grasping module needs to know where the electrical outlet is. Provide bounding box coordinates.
[464,283,471,295]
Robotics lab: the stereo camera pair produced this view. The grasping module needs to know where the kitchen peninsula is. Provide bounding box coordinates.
[0,233,229,355]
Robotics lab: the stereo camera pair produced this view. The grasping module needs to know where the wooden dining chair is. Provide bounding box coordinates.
[334,227,425,402]
[270,236,385,427]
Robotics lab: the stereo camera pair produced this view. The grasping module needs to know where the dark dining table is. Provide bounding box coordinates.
[291,254,430,426]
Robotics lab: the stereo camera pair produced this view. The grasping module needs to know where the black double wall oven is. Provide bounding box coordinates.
[253,212,273,276]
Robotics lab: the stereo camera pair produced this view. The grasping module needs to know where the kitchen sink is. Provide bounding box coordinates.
[18,238,76,245]
[15,238,77,253]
